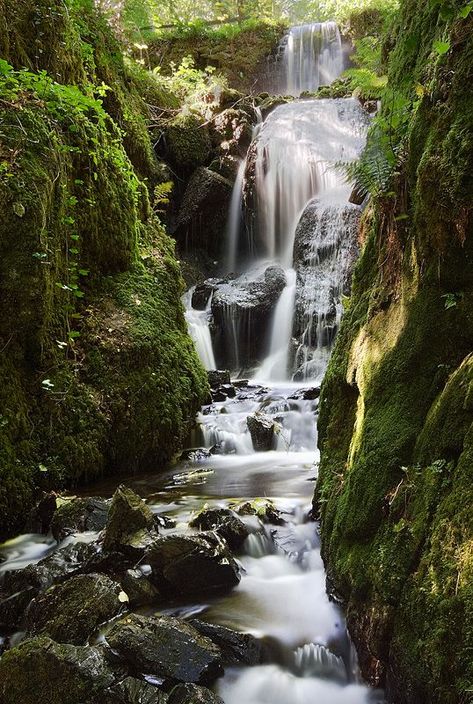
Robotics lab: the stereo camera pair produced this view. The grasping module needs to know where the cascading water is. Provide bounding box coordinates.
[285,22,344,96]
[183,288,216,371]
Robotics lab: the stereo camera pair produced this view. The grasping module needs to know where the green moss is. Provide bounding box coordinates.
[317,5,473,699]
[166,115,212,174]
[0,0,208,539]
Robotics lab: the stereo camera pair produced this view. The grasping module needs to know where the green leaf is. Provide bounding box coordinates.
[73,289,85,298]
[78,269,90,276]
[458,2,473,18]
[433,40,451,56]
[68,330,81,339]
[38,464,49,473]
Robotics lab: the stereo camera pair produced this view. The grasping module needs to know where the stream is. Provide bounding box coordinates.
[0,21,382,704]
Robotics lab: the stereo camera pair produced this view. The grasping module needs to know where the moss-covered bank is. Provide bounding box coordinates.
[0,0,208,539]
[316,2,473,702]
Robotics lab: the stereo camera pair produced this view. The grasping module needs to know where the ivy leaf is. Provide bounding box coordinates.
[433,40,451,56]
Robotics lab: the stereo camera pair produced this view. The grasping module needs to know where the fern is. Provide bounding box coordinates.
[336,128,395,200]
[153,181,174,212]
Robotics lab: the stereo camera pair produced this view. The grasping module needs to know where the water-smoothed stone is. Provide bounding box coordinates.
[192,281,221,311]
[190,619,262,666]
[51,497,110,541]
[26,573,125,645]
[168,683,224,704]
[88,676,168,704]
[189,508,249,551]
[247,413,276,452]
[147,533,240,597]
[106,614,223,685]
[103,485,157,558]
[0,636,117,704]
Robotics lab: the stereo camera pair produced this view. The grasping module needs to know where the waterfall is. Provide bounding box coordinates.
[183,23,368,383]
[285,22,344,96]
[183,289,216,371]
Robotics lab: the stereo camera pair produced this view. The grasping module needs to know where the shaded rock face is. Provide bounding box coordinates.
[0,637,118,704]
[103,485,157,558]
[106,614,223,685]
[50,497,110,542]
[147,533,240,597]
[25,573,124,645]
[168,683,224,704]
[209,108,254,158]
[90,677,169,704]
[292,199,361,381]
[189,508,249,551]
[164,119,212,176]
[173,167,233,260]
[210,265,286,371]
[247,413,276,452]
[190,620,262,666]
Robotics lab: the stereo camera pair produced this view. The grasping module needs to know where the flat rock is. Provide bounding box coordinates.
[106,614,223,685]
[146,533,240,597]
[26,573,125,645]
[190,620,262,666]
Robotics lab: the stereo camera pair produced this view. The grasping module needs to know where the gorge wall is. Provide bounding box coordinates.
[316,1,473,703]
[0,0,209,539]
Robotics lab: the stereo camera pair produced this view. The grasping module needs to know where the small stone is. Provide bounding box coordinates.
[247,413,276,452]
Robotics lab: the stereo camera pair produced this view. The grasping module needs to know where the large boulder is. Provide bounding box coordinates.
[120,568,160,608]
[0,637,118,704]
[0,541,99,630]
[106,614,223,685]
[247,413,276,452]
[50,497,110,541]
[26,573,125,645]
[189,508,249,551]
[211,266,287,369]
[173,167,233,260]
[168,684,224,704]
[190,620,262,666]
[146,533,240,597]
[165,117,212,175]
[209,108,253,158]
[102,485,157,558]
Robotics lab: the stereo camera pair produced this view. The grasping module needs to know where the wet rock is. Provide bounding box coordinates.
[103,485,157,558]
[0,636,118,704]
[25,492,58,534]
[51,497,110,541]
[0,542,99,630]
[106,614,223,685]
[247,413,276,452]
[26,573,125,645]
[192,281,220,310]
[190,620,262,666]
[180,448,212,463]
[233,499,286,525]
[207,370,231,388]
[168,683,224,704]
[121,569,160,608]
[349,184,366,206]
[147,533,240,597]
[154,514,177,530]
[288,387,320,401]
[189,508,249,551]
[211,266,287,369]
[90,677,168,704]
[173,167,233,259]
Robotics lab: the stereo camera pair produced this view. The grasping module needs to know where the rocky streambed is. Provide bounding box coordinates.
[0,378,383,704]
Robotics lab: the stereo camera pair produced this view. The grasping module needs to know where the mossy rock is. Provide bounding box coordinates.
[0,636,117,704]
[26,573,125,645]
[102,485,156,555]
[166,117,212,174]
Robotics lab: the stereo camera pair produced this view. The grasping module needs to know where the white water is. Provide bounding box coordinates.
[226,160,247,273]
[257,268,297,381]
[183,288,216,370]
[285,22,344,96]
